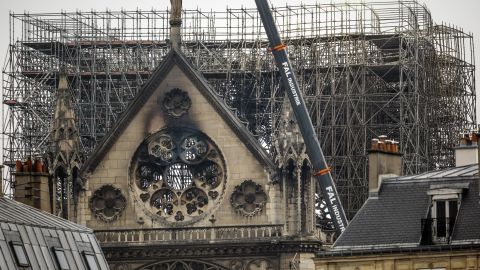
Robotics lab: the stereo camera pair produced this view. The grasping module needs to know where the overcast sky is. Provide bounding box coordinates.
[1,0,479,118]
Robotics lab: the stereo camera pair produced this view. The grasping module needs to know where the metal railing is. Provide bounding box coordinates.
[421,218,455,245]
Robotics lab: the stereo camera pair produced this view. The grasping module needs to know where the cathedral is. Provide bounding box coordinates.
[13,2,330,269]
[10,1,480,270]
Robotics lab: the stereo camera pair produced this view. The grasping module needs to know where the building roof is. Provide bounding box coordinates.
[0,198,108,269]
[333,164,480,251]
[81,48,276,175]
[0,197,90,232]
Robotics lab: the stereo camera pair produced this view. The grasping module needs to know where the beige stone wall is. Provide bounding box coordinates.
[78,64,281,229]
[315,251,480,270]
[281,252,316,270]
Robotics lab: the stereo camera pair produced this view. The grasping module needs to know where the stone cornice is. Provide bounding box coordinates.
[102,239,322,261]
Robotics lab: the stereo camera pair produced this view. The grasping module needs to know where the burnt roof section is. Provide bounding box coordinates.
[333,164,480,250]
[81,48,275,175]
[0,198,108,269]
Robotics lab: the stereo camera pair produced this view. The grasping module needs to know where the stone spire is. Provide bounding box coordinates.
[48,73,83,219]
[50,73,82,171]
[170,0,182,49]
[274,97,318,237]
[274,97,307,167]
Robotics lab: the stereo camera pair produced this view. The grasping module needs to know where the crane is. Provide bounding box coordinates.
[254,0,348,236]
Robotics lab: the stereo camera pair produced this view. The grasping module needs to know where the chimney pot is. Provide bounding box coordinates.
[378,141,385,151]
[385,140,392,152]
[460,133,467,146]
[23,158,32,172]
[391,141,399,153]
[15,160,23,172]
[371,139,379,150]
[471,133,478,145]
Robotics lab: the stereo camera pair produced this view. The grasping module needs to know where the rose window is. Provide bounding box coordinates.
[130,127,226,225]
[90,185,127,222]
[161,88,192,118]
[230,180,267,217]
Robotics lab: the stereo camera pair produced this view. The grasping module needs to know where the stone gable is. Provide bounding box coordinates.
[78,56,280,230]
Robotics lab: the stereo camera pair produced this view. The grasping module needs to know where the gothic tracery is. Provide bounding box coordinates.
[130,127,226,225]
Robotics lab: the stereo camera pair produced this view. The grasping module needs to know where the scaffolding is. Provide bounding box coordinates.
[2,1,476,218]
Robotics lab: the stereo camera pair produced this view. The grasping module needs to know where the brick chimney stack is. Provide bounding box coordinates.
[13,158,50,211]
[368,135,402,196]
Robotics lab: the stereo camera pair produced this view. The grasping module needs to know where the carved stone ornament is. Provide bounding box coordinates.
[247,259,275,270]
[230,180,267,217]
[139,259,225,270]
[90,185,127,222]
[113,263,131,270]
[316,193,335,231]
[161,88,192,118]
[130,127,227,226]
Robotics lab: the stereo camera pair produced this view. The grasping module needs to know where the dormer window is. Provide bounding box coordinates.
[422,186,465,244]
[53,247,71,270]
[10,241,30,267]
[82,251,99,270]
[431,199,458,241]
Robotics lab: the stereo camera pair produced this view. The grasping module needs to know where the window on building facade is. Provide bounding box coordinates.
[423,187,463,244]
[432,199,458,239]
[129,127,227,225]
[53,248,70,270]
[82,252,99,270]
[10,241,30,267]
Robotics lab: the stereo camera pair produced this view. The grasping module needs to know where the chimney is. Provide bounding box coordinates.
[454,133,478,167]
[169,0,182,49]
[368,136,402,196]
[13,158,51,212]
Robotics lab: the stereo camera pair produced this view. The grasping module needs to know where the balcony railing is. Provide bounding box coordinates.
[421,217,456,245]
[95,224,284,244]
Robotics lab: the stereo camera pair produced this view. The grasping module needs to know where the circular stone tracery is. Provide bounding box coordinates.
[230,180,267,217]
[130,127,226,225]
[90,185,127,222]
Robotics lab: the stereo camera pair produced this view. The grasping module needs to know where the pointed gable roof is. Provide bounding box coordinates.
[81,48,275,175]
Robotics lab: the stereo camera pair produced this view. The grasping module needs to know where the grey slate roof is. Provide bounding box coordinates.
[0,197,89,232]
[333,164,480,250]
[81,48,276,175]
[0,198,109,269]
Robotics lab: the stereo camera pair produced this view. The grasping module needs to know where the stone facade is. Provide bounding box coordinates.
[79,65,275,229]
[316,250,480,270]
[75,50,323,270]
